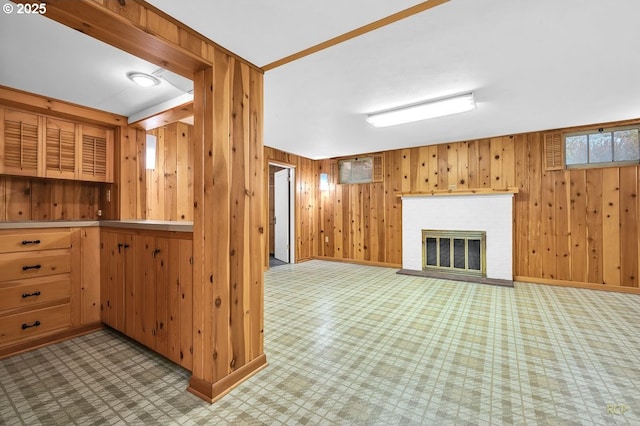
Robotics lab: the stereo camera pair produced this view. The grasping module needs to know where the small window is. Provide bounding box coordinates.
[338,154,383,184]
[565,126,639,167]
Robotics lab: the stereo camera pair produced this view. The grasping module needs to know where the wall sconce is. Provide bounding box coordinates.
[319,173,329,191]
[146,134,157,170]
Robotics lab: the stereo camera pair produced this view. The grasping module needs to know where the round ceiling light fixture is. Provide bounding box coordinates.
[127,72,161,88]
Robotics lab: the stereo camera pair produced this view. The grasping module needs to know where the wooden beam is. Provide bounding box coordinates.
[262,0,450,71]
[0,85,126,127]
[20,0,211,79]
[130,102,194,131]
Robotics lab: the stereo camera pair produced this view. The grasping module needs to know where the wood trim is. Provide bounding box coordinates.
[515,276,640,294]
[0,85,126,128]
[0,322,102,359]
[29,0,211,80]
[129,102,194,131]
[262,0,451,71]
[396,187,519,197]
[187,353,268,403]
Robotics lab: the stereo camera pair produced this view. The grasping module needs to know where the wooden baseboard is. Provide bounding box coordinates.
[515,276,640,294]
[0,322,103,359]
[187,353,268,403]
[312,256,402,269]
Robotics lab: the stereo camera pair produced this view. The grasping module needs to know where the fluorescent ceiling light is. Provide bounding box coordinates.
[127,72,161,87]
[366,92,476,127]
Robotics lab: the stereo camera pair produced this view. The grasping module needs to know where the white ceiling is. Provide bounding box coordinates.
[2,0,640,160]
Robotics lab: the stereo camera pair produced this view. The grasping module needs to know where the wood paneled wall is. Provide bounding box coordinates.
[146,122,193,221]
[0,175,105,221]
[44,0,267,403]
[278,123,640,292]
[116,122,193,221]
[264,147,318,264]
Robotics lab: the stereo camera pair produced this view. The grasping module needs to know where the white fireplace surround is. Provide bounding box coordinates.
[402,193,514,281]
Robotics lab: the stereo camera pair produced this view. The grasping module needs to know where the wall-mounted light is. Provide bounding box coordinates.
[146,134,157,170]
[127,71,161,87]
[366,92,476,127]
[319,173,329,191]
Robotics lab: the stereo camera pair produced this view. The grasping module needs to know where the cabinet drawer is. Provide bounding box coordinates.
[0,251,70,282]
[0,276,70,312]
[0,229,71,254]
[0,304,70,345]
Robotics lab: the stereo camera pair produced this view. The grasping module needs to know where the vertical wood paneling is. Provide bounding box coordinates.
[164,124,178,221]
[585,169,604,283]
[619,166,639,287]
[513,135,530,276]
[554,171,570,280]
[490,137,504,189]
[229,57,250,369]
[176,122,191,221]
[526,133,543,278]
[427,145,439,191]
[602,168,621,286]
[437,144,448,190]
[249,67,265,358]
[478,140,492,188]
[1,177,103,221]
[540,170,556,279]
[179,238,193,370]
[0,177,5,221]
[457,142,469,189]
[569,169,588,282]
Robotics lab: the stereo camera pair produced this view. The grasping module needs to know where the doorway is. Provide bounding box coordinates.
[269,162,295,267]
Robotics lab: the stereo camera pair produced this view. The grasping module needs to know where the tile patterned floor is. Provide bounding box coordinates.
[1,260,640,425]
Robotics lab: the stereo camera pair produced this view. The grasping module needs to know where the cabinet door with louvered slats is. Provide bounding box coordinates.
[78,124,113,183]
[0,108,43,177]
[45,117,77,180]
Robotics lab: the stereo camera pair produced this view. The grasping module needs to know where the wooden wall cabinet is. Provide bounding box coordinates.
[0,107,114,183]
[0,227,101,358]
[100,228,193,370]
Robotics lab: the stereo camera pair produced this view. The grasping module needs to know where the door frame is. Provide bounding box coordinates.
[269,161,296,264]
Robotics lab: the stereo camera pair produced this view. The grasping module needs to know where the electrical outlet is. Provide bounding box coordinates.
[106,189,111,202]
[325,236,329,243]
[449,184,457,190]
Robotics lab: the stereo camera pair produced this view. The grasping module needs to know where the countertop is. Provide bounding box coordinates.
[0,220,193,232]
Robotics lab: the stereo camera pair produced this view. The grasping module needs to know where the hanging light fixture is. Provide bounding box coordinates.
[366,92,476,127]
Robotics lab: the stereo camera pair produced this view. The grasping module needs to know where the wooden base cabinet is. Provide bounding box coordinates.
[101,228,193,370]
[0,227,101,358]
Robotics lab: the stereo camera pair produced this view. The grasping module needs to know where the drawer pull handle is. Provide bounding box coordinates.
[22,264,42,271]
[22,291,41,298]
[21,240,41,245]
[22,321,41,330]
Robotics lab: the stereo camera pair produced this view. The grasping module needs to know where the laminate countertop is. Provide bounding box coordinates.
[0,220,193,232]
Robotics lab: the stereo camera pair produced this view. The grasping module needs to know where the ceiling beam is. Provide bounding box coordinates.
[15,0,211,79]
[0,85,127,127]
[262,0,450,71]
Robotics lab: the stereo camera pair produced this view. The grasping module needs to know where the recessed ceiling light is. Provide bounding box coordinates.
[127,72,161,88]
[366,92,476,127]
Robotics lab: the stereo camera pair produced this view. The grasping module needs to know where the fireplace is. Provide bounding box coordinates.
[401,190,516,282]
[423,230,486,277]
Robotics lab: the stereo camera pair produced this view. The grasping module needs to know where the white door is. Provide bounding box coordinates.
[274,168,290,262]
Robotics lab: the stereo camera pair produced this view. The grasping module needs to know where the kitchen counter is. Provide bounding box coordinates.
[0,220,193,232]
[100,220,193,232]
[0,220,101,229]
